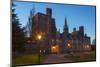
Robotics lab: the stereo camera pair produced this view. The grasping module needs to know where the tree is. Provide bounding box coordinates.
[12,3,26,53]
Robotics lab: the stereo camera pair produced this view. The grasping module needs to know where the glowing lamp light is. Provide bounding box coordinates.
[68,43,70,47]
[52,46,56,49]
[67,43,71,48]
[37,35,42,40]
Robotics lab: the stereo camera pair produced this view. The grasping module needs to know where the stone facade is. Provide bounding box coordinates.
[29,8,91,54]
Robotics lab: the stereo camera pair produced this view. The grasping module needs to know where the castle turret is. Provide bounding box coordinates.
[46,8,52,18]
[79,26,84,37]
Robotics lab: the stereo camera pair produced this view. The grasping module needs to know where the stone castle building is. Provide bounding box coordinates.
[27,8,91,54]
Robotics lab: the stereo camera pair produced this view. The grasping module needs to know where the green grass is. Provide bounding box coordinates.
[12,54,45,66]
[64,51,96,62]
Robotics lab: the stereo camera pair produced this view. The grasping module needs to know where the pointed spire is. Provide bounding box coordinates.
[64,17,68,28]
[65,17,67,25]
[63,17,69,34]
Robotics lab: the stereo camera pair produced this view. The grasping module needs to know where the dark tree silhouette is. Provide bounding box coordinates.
[12,3,26,54]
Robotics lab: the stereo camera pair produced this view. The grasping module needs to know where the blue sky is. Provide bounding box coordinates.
[13,1,96,43]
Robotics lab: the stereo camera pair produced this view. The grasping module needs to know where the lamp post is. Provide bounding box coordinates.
[37,34,42,64]
[68,43,71,48]
[67,43,71,53]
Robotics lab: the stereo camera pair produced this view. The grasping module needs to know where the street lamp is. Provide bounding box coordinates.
[67,43,71,53]
[52,46,56,49]
[37,34,42,64]
[37,35,42,40]
[67,43,71,48]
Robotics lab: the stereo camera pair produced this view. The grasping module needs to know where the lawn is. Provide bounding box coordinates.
[12,53,45,66]
[64,51,96,62]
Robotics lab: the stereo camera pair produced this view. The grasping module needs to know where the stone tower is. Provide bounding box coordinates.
[46,8,52,18]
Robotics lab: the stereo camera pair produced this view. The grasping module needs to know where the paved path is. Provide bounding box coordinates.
[42,54,72,64]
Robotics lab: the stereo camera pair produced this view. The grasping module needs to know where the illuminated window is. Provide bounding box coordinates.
[51,45,59,53]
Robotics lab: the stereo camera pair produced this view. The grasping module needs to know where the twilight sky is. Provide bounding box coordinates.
[13,1,96,43]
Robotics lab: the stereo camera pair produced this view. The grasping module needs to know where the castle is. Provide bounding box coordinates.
[26,8,91,54]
